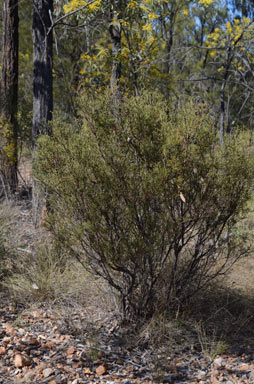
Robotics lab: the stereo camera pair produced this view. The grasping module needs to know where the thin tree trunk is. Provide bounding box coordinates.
[109,0,122,115]
[32,0,53,140]
[32,0,53,227]
[0,0,19,194]
[219,47,232,143]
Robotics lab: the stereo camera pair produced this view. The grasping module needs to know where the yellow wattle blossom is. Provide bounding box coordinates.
[80,68,87,75]
[243,17,251,25]
[128,0,138,9]
[80,52,91,60]
[226,21,232,33]
[199,0,213,6]
[120,20,129,27]
[88,0,101,12]
[63,0,86,13]
[63,0,101,13]
[147,12,159,19]
[142,24,153,32]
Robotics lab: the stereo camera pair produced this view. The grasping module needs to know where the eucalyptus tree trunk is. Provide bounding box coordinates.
[1,0,19,194]
[109,0,122,115]
[32,0,53,140]
[32,0,53,226]
[219,46,233,143]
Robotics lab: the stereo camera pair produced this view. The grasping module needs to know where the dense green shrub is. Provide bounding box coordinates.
[35,91,254,319]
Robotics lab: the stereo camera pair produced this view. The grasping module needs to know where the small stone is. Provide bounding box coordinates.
[42,341,54,350]
[5,325,16,335]
[198,370,207,378]
[0,346,6,355]
[22,370,36,382]
[27,337,39,346]
[240,364,251,371]
[96,365,107,376]
[43,368,54,378]
[2,336,10,343]
[213,357,226,368]
[14,353,32,368]
[66,346,75,356]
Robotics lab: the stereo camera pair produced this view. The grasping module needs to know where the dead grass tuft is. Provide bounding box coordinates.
[4,243,92,304]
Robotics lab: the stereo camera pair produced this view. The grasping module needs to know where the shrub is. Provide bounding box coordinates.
[34,91,254,319]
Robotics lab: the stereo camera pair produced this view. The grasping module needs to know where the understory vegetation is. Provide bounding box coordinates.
[2,1,254,375]
[1,91,254,357]
[33,91,254,319]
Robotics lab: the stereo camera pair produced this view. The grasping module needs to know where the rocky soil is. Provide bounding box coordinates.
[1,298,254,384]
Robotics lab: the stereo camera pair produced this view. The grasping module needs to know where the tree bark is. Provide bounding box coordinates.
[32,0,53,141]
[32,0,53,226]
[0,0,19,193]
[219,46,233,143]
[109,0,122,115]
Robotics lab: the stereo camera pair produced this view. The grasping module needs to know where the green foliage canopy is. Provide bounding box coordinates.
[35,91,254,319]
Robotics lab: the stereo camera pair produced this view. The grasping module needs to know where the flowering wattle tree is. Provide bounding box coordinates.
[205,16,254,139]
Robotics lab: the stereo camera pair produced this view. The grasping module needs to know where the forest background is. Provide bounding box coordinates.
[1,0,254,353]
[2,0,254,155]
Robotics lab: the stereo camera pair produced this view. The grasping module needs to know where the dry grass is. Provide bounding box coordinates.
[0,189,115,316]
[226,255,254,295]
[3,198,254,353]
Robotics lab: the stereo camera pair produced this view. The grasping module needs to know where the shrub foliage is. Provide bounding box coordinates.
[35,91,254,319]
